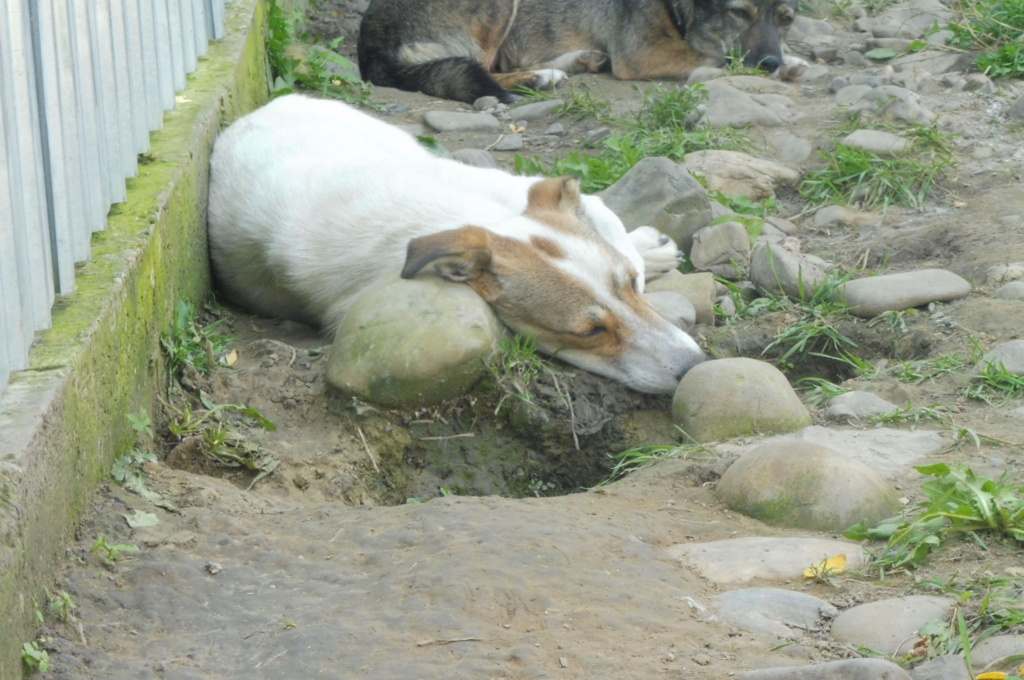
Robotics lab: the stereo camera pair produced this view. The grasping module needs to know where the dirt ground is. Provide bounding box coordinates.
[34,2,1024,678]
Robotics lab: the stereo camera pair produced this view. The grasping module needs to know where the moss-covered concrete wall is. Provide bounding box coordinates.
[0,1,269,675]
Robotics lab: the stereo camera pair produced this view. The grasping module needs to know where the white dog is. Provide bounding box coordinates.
[207,95,704,394]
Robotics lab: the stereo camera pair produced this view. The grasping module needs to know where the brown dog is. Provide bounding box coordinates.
[357,0,797,103]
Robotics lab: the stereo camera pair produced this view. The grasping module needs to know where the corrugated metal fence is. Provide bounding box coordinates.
[0,0,233,404]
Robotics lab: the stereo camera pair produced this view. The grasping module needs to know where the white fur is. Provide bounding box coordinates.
[208,95,704,393]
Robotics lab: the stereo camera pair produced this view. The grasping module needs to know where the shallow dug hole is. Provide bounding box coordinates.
[164,306,682,507]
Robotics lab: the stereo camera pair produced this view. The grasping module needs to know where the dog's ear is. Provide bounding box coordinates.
[402,225,492,283]
[527,176,582,214]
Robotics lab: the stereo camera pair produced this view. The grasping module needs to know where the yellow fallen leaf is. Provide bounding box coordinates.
[975,672,1006,679]
[953,201,967,208]
[222,348,238,367]
[804,554,847,579]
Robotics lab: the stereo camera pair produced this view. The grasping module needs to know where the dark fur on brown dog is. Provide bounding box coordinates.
[357,0,796,103]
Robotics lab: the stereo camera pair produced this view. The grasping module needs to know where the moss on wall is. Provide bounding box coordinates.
[0,1,270,676]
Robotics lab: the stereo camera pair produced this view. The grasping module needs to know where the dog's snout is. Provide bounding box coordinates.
[751,54,781,72]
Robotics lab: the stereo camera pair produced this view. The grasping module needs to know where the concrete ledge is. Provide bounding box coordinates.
[0,1,268,674]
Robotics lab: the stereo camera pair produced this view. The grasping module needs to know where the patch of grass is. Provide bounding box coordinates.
[515,84,750,192]
[799,127,954,209]
[266,0,371,102]
[890,354,972,384]
[595,439,711,487]
[795,377,851,407]
[846,463,1024,574]
[761,271,858,370]
[949,0,1024,78]
[160,301,231,378]
[166,396,279,489]
[865,403,950,428]
[960,359,1024,405]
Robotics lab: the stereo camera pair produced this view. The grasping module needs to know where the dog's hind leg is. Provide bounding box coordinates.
[397,57,520,104]
[545,50,609,75]
[493,68,568,94]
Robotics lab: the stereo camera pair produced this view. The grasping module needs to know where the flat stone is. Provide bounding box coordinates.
[995,281,1024,299]
[423,111,501,132]
[749,240,830,300]
[712,588,833,639]
[451,148,497,169]
[836,269,971,318]
[491,133,523,151]
[509,99,564,120]
[909,654,970,680]
[825,391,899,421]
[831,596,955,656]
[690,221,752,280]
[979,339,1024,375]
[841,129,909,155]
[667,536,865,585]
[970,634,1024,670]
[683,150,800,200]
[645,271,716,326]
[645,291,697,331]
[814,205,880,228]
[737,658,912,679]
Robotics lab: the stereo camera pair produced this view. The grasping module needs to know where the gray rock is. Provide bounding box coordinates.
[645,271,717,326]
[451,148,498,169]
[876,0,953,37]
[472,96,501,111]
[645,291,697,331]
[699,81,796,128]
[1010,95,1024,122]
[826,390,899,421]
[599,157,712,252]
[835,269,971,318]
[715,441,900,531]
[962,73,996,94]
[712,588,832,639]
[970,634,1024,670]
[672,358,811,442]
[509,99,565,120]
[830,76,850,92]
[543,122,565,135]
[737,658,912,679]
[814,205,881,228]
[979,339,1024,375]
[491,133,524,151]
[690,221,752,279]
[765,130,814,165]
[868,37,914,51]
[683,150,800,200]
[326,274,503,407]
[848,85,937,124]
[423,111,501,132]
[749,240,830,300]
[986,262,1024,283]
[893,50,972,75]
[909,655,970,680]
[835,84,875,105]
[666,536,865,585]
[831,596,955,656]
[995,281,1024,299]
[841,129,909,155]
[787,15,835,42]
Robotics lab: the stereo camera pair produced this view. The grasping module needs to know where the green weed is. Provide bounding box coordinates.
[949,0,1024,77]
[846,463,1024,573]
[595,440,711,487]
[47,589,77,623]
[795,377,851,407]
[489,333,549,414]
[160,301,231,378]
[266,0,371,102]
[865,403,950,428]
[761,271,858,369]
[90,536,140,567]
[960,359,1024,405]
[22,641,48,675]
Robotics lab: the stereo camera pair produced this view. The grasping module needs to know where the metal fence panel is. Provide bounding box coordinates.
[0,0,232,406]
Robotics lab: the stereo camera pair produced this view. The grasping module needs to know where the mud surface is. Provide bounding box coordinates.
[36,2,1024,678]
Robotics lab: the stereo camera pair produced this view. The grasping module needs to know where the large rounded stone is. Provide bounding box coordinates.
[715,441,901,531]
[326,274,504,407]
[672,358,811,441]
[831,596,955,657]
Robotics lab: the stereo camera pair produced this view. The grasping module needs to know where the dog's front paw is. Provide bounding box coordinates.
[530,68,569,91]
[629,226,683,280]
[779,55,809,81]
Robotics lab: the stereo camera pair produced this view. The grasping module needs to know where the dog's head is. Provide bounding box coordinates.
[400,177,705,394]
[682,0,797,73]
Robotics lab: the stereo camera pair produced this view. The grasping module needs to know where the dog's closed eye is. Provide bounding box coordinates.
[578,325,608,338]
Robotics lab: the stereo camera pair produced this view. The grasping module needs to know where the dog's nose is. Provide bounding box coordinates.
[755,55,781,72]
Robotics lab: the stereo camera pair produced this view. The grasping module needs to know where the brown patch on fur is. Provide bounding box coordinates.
[530,235,566,259]
[609,10,708,79]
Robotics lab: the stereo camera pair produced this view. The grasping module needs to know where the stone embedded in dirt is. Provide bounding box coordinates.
[711,588,835,639]
[423,110,501,132]
[645,270,716,326]
[835,268,971,318]
[671,358,811,442]
[598,156,712,251]
[698,81,800,129]
[491,133,523,151]
[979,339,1024,375]
[788,15,835,42]
[846,85,937,124]
[765,129,813,165]
[736,658,912,679]
[986,262,1024,284]
[690,221,752,280]
[813,204,880,228]
[876,0,953,37]
[831,596,955,656]
[908,654,970,680]
[326,274,503,407]
[841,129,909,156]
[825,391,899,421]
[451,148,497,169]
[682,150,800,200]
[995,281,1024,299]
[509,99,564,120]
[893,51,972,76]
[748,240,830,299]
[969,634,1024,671]
[733,425,947,481]
[1010,96,1024,122]
[667,536,865,585]
[645,291,696,331]
[714,441,901,531]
